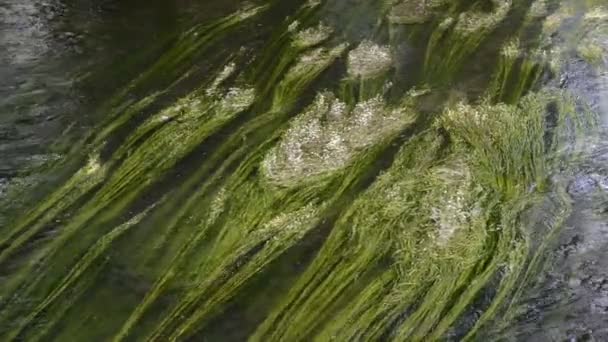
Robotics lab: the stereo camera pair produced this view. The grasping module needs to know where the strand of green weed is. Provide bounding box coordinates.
[0,4,268,269]
[0,92,250,293]
[2,205,156,341]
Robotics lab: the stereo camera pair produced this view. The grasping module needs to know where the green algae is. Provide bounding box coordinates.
[0,0,600,341]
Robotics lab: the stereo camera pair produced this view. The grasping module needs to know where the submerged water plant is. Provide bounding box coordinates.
[0,0,601,341]
[424,0,512,81]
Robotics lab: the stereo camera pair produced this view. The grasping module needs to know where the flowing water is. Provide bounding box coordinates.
[0,0,607,340]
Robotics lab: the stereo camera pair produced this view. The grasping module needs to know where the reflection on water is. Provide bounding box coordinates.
[0,0,182,223]
[507,14,608,338]
[1,0,69,182]
[0,1,55,65]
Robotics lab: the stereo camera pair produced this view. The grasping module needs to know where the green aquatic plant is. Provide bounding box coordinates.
[0,0,600,341]
[252,89,589,341]
[424,0,512,81]
[340,40,394,105]
[263,92,415,186]
[577,6,608,67]
[578,42,605,66]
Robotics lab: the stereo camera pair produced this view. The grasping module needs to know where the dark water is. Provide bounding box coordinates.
[0,0,242,222]
[1,0,607,340]
[0,0,171,215]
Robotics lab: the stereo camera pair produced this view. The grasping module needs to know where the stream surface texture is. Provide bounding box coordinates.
[0,0,607,341]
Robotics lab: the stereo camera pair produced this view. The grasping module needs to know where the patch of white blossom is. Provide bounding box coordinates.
[501,39,521,59]
[236,4,266,21]
[585,6,608,21]
[428,160,480,245]
[207,62,237,95]
[388,0,440,24]
[207,188,227,225]
[255,203,319,242]
[347,41,393,78]
[455,0,512,35]
[293,23,333,49]
[262,92,414,185]
[528,0,548,19]
[218,87,256,112]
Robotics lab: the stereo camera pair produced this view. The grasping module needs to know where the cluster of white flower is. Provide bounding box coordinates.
[576,6,608,67]
[501,39,521,59]
[207,188,227,225]
[444,102,487,128]
[256,204,319,241]
[78,153,108,188]
[289,44,347,77]
[151,62,251,126]
[428,161,476,245]
[235,4,266,21]
[528,0,548,19]
[84,154,103,176]
[207,62,236,95]
[347,41,393,78]
[218,87,256,112]
[585,6,608,21]
[293,23,333,49]
[288,20,300,33]
[388,0,435,25]
[262,92,414,185]
[454,0,512,35]
[438,16,455,31]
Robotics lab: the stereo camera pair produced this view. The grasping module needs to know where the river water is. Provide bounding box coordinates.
[0,0,177,220]
[1,0,607,341]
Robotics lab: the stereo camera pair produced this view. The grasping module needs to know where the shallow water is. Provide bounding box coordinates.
[1,0,607,340]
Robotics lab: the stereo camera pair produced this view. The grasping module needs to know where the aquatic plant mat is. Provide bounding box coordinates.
[0,0,604,340]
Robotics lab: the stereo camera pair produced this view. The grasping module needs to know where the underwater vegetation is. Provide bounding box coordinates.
[0,0,604,340]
